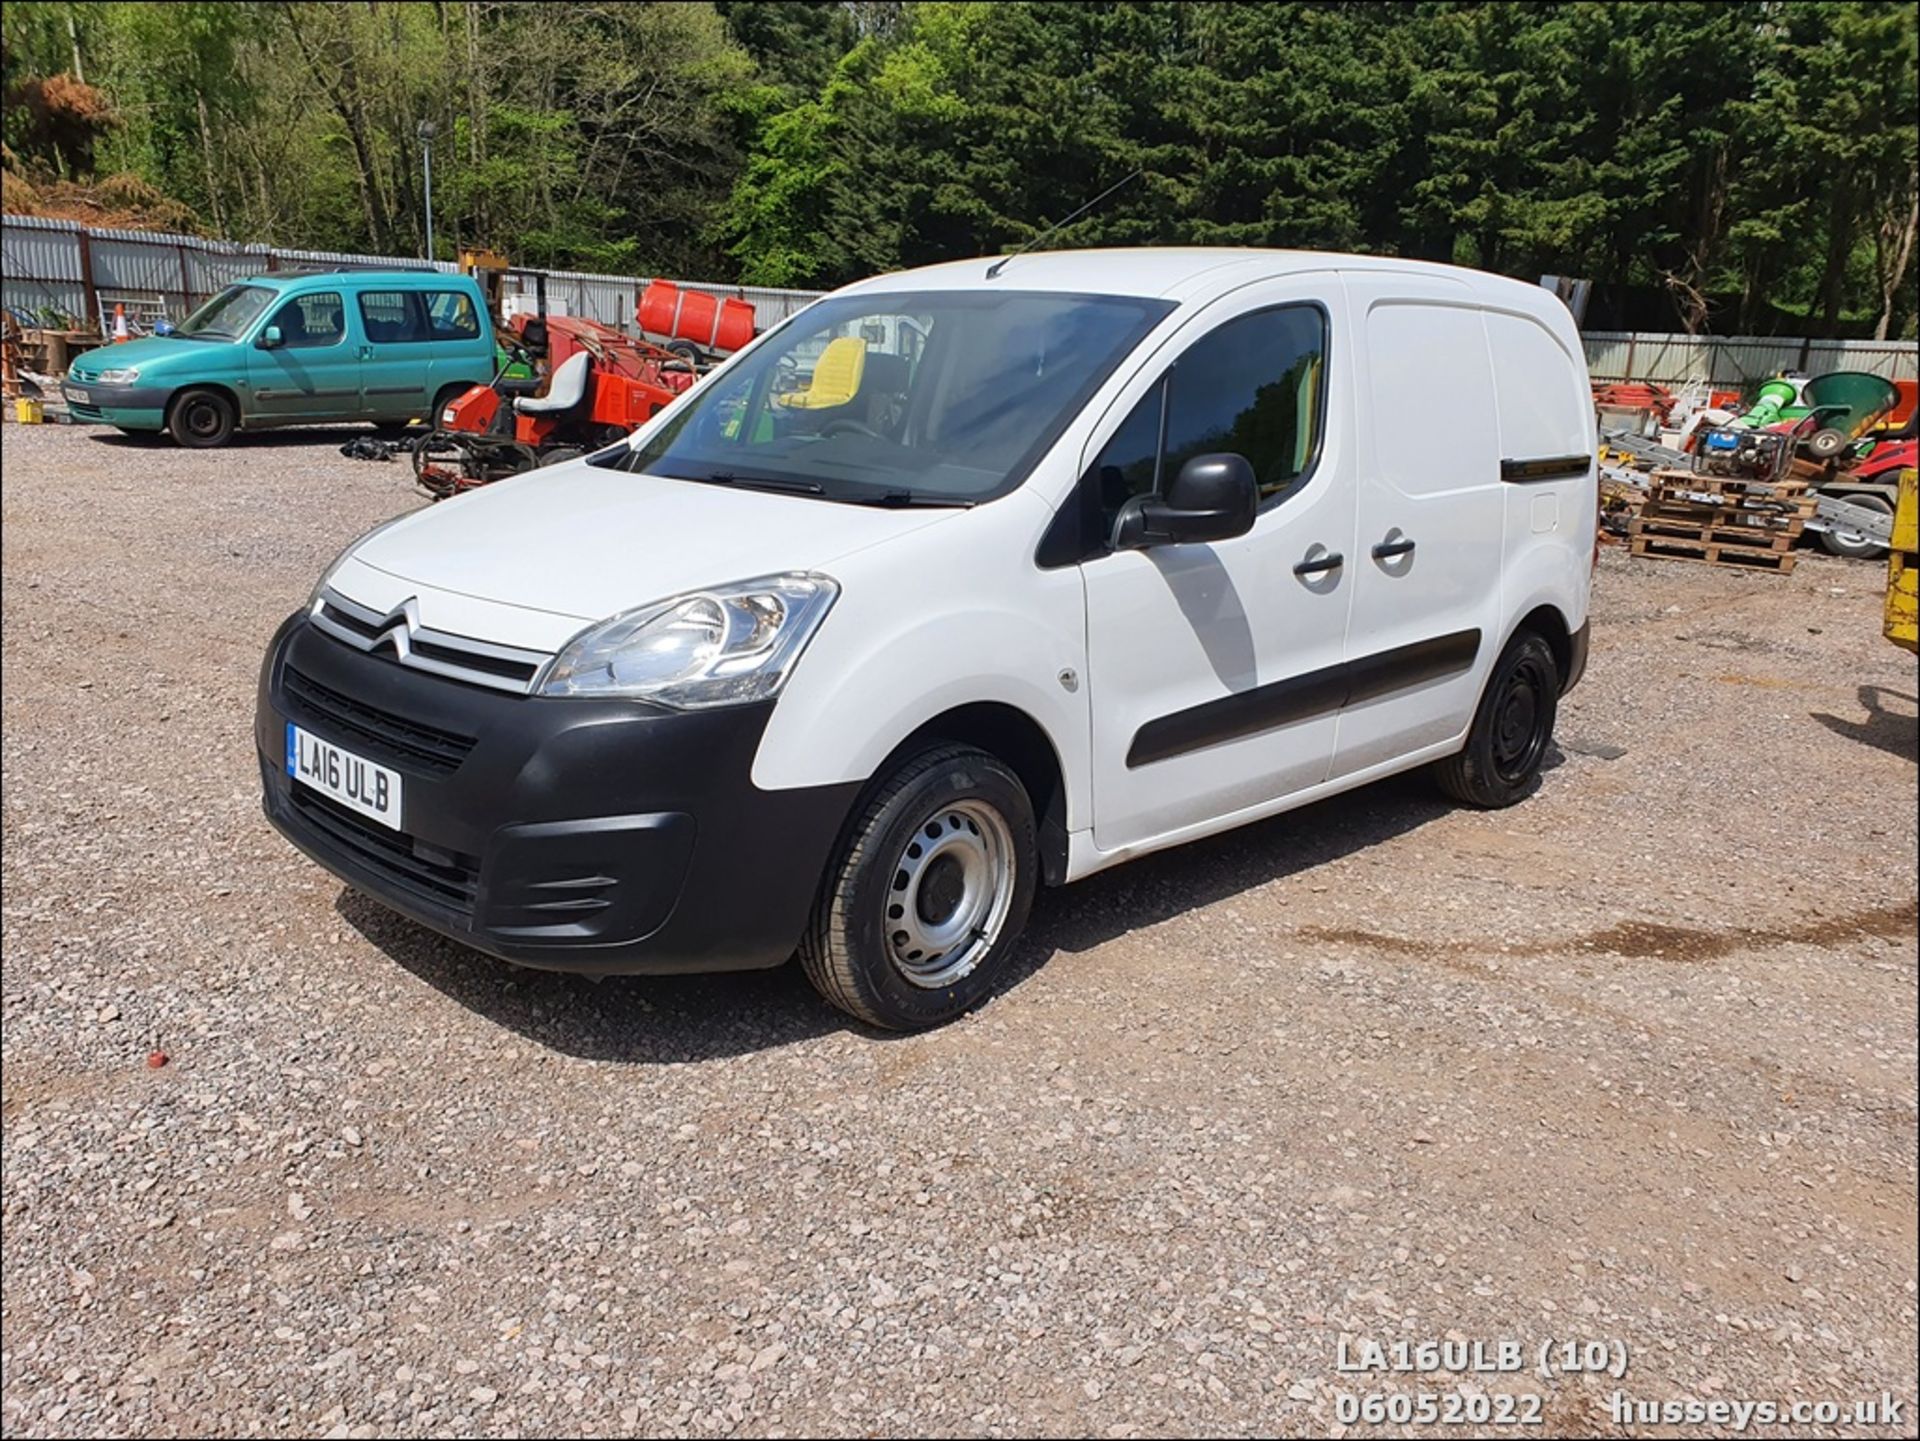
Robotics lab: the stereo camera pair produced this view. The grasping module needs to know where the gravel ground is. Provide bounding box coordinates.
[2,420,1916,1439]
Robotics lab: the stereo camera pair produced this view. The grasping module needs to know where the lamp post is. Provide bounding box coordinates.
[418,120,438,263]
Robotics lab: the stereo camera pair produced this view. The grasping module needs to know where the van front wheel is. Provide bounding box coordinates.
[799,745,1037,1030]
[166,389,235,448]
[1435,630,1560,808]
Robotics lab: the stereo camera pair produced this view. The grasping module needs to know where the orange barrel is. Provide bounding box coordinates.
[637,280,757,354]
[711,297,755,353]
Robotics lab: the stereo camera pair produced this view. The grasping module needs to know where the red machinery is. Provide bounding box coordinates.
[414,313,698,500]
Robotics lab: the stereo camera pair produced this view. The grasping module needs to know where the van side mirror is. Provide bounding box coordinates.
[1113,453,1258,550]
[257,325,283,349]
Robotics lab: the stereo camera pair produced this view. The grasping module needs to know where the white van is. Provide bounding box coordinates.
[258,249,1595,1030]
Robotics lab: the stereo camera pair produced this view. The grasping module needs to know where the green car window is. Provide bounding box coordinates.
[426,291,481,340]
[358,290,429,345]
[269,292,345,348]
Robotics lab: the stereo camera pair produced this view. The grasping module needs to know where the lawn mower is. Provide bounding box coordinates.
[412,312,697,500]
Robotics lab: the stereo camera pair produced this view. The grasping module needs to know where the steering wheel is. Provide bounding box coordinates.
[820,418,885,441]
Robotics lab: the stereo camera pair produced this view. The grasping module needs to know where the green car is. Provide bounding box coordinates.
[62,270,497,448]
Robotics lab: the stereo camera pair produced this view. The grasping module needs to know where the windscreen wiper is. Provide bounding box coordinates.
[696,471,825,496]
[840,489,976,509]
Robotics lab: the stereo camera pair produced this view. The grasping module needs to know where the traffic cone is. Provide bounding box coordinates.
[112,303,129,343]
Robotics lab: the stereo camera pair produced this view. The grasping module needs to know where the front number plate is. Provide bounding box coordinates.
[287,723,402,830]
[63,386,89,404]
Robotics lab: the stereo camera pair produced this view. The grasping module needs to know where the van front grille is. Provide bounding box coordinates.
[308,590,552,695]
[282,663,477,775]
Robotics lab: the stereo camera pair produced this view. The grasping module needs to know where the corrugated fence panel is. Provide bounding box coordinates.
[1586,328,1917,385]
[187,247,273,298]
[1805,339,1916,381]
[2,214,83,281]
[1707,337,1806,386]
[1582,332,1634,381]
[89,232,192,297]
[1,216,87,323]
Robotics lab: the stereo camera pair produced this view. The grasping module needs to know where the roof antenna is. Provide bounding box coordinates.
[985,170,1143,280]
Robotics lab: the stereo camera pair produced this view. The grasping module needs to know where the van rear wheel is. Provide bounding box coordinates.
[799,745,1037,1030]
[166,388,235,448]
[1434,630,1560,808]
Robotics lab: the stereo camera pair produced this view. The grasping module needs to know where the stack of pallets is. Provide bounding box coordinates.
[1628,468,1813,575]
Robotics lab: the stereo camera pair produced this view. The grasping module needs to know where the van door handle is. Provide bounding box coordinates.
[1372,537,1417,560]
[1293,551,1345,576]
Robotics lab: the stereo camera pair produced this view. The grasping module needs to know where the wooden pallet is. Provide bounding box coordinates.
[1629,534,1797,573]
[1646,480,1813,503]
[1647,467,1810,502]
[1630,515,1794,551]
[1640,494,1807,523]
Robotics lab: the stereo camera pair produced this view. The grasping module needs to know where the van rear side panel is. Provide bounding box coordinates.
[1483,305,1596,643]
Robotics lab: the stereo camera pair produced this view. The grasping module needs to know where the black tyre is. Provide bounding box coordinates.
[430,383,474,428]
[166,388,235,448]
[1804,427,1849,461]
[1817,492,1892,560]
[800,745,1037,1030]
[1434,630,1560,808]
[666,339,703,366]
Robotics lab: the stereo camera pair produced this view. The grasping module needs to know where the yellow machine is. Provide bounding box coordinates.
[1887,466,1918,654]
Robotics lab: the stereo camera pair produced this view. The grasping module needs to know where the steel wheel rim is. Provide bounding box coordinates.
[1492,655,1552,783]
[884,798,1015,989]
[187,401,221,437]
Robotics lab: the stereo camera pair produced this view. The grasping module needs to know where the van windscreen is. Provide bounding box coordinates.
[177,284,275,340]
[595,290,1173,506]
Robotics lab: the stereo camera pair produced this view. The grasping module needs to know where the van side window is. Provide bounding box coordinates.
[1086,304,1327,540]
[268,292,344,348]
[357,290,428,345]
[1162,306,1325,502]
[425,291,481,340]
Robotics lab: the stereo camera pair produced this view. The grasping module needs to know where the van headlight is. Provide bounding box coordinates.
[96,367,140,383]
[537,573,838,708]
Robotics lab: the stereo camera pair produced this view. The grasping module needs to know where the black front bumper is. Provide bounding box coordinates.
[256,613,861,974]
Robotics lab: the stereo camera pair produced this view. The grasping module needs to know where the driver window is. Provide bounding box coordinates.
[1086,304,1326,540]
[269,292,344,348]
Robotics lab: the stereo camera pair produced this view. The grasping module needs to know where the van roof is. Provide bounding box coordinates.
[847,247,1555,310]
[242,268,458,289]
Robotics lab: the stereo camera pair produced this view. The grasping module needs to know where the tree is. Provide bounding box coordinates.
[2,0,1914,334]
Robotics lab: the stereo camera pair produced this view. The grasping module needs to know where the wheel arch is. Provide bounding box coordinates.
[167,381,242,422]
[1510,602,1573,687]
[868,702,1070,886]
